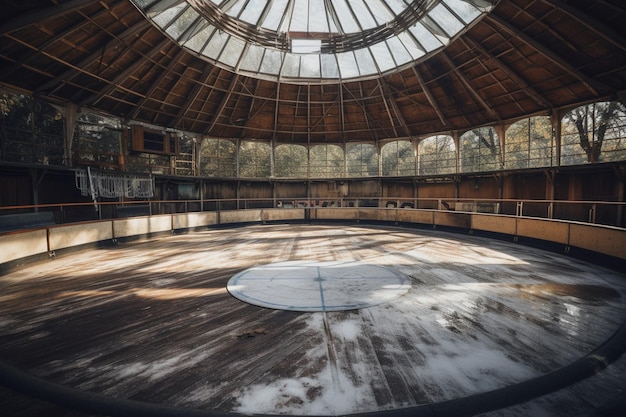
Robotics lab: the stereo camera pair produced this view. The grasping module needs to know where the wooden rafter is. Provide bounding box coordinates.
[486,14,609,96]
[378,78,411,138]
[411,67,448,127]
[171,63,215,128]
[539,0,626,52]
[462,36,551,109]
[0,0,97,35]
[80,37,171,107]
[440,51,500,122]
[206,73,241,134]
[0,8,108,80]
[35,20,152,96]
[131,48,188,119]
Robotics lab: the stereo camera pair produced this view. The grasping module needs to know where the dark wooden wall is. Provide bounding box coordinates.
[1,163,624,225]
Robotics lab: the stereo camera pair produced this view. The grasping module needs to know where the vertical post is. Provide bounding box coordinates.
[453,131,460,175]
[495,124,506,169]
[552,109,562,167]
[270,138,275,178]
[617,166,624,227]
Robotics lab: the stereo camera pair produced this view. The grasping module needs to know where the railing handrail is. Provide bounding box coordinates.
[1,197,625,211]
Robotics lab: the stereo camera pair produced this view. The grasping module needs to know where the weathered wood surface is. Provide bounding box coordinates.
[0,224,625,416]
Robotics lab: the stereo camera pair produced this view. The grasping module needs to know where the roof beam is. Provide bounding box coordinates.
[0,8,107,80]
[411,67,448,127]
[463,35,552,109]
[205,73,241,135]
[440,51,500,122]
[170,62,214,128]
[485,14,608,96]
[539,0,626,52]
[343,85,378,140]
[36,20,152,96]
[379,78,411,138]
[79,37,171,107]
[131,48,188,119]
[0,0,97,35]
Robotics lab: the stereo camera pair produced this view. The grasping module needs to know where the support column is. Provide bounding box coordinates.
[63,102,80,167]
[551,109,561,167]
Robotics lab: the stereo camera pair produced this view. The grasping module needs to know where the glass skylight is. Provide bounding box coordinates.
[131,0,497,82]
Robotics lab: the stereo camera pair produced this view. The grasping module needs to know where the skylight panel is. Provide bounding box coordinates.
[309,0,330,32]
[397,31,426,60]
[429,3,465,37]
[259,49,283,75]
[184,28,211,53]
[350,0,378,30]
[336,52,360,79]
[366,0,395,25]
[290,0,308,31]
[444,0,481,24]
[291,39,321,54]
[239,44,265,73]
[151,3,187,27]
[320,54,340,78]
[202,30,230,60]
[384,0,410,14]
[282,54,301,77]
[386,36,413,66]
[370,41,397,73]
[238,0,266,25]
[409,22,443,52]
[262,0,289,30]
[300,54,321,78]
[219,36,245,67]
[166,6,200,41]
[332,1,361,33]
[354,48,377,75]
[223,0,245,18]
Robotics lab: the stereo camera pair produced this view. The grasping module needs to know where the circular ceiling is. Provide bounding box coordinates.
[131,0,497,82]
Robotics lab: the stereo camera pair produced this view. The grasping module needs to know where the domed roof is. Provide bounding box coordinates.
[0,0,624,143]
[133,0,495,81]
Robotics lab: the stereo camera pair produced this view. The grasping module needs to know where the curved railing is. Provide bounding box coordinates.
[1,198,625,270]
[0,197,624,227]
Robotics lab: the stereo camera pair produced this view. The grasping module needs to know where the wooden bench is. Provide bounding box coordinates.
[0,212,56,233]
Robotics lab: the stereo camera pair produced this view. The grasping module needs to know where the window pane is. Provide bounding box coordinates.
[347,143,379,176]
[275,144,308,177]
[460,127,500,173]
[418,135,456,175]
[505,116,554,169]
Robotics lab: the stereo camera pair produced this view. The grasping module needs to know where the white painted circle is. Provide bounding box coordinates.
[227,260,411,311]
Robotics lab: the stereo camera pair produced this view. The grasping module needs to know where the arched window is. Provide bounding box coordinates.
[418,135,455,175]
[275,144,308,177]
[200,138,236,177]
[346,143,378,177]
[310,144,343,178]
[505,116,554,169]
[75,112,121,168]
[0,90,64,165]
[381,140,415,176]
[239,140,271,177]
[459,127,500,173]
[561,101,626,165]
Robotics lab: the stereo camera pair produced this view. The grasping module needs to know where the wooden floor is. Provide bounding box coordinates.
[1,224,625,416]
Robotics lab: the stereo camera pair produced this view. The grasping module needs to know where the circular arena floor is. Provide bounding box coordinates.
[0,224,625,416]
[227,261,411,311]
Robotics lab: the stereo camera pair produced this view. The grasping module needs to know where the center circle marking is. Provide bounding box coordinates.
[227,260,411,312]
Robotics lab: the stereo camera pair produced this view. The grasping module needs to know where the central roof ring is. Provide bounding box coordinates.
[187,0,438,54]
